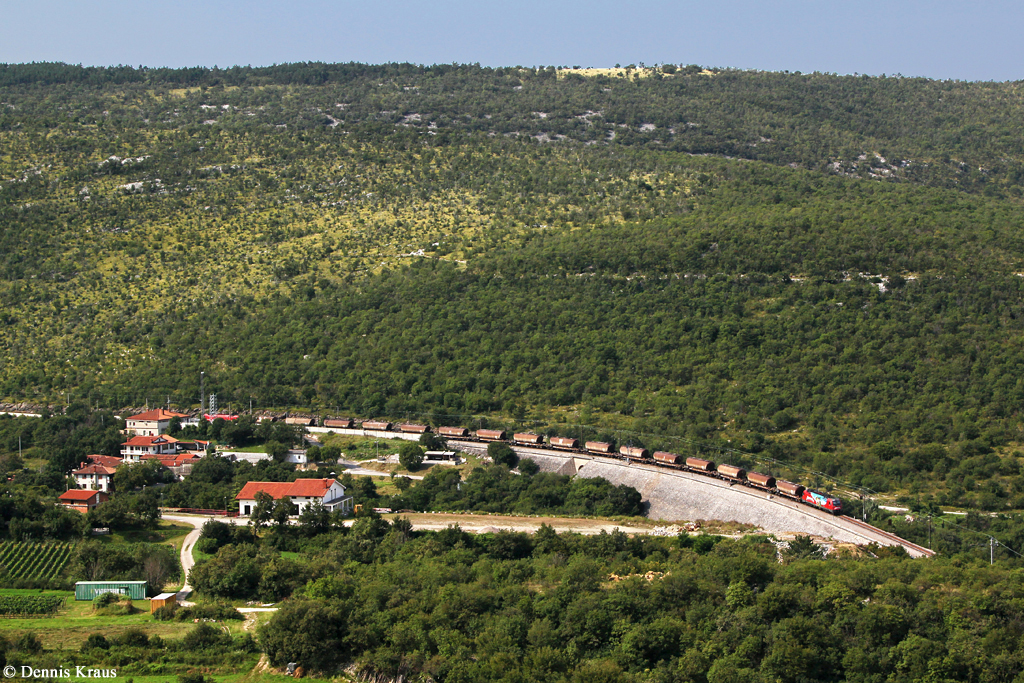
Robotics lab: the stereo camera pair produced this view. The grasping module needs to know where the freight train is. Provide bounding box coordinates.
[355,421,844,515]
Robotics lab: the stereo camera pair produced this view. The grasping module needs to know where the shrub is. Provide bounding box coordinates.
[152,605,177,621]
[179,675,215,683]
[174,602,243,622]
[95,598,137,616]
[116,629,149,648]
[93,592,119,608]
[194,537,220,556]
[15,632,42,653]
[81,634,109,652]
[519,458,540,476]
[182,622,230,651]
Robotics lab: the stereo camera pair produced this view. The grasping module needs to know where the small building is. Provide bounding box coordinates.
[235,478,353,516]
[285,449,307,465]
[75,581,147,601]
[125,409,188,437]
[59,489,109,513]
[175,439,211,454]
[425,450,459,461]
[121,434,180,462]
[72,464,118,492]
[150,593,177,612]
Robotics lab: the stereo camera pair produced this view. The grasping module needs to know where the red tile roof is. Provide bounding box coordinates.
[235,479,336,501]
[73,464,117,476]
[121,435,179,447]
[128,409,187,422]
[85,454,122,468]
[288,478,336,497]
[60,489,104,502]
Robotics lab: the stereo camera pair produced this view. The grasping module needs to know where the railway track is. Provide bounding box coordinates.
[843,516,936,557]
[449,440,935,557]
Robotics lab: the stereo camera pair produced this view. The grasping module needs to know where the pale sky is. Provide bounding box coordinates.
[1,0,1021,81]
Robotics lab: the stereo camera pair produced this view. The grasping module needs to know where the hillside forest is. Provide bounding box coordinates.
[4,63,1024,508]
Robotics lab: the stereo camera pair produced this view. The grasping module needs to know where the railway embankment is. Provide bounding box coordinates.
[450,441,933,557]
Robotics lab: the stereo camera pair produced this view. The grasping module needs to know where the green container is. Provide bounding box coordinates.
[74,581,147,601]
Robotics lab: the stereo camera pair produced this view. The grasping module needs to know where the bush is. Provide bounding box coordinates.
[81,633,109,652]
[174,602,243,622]
[179,674,215,683]
[519,458,540,476]
[15,632,42,653]
[182,622,230,651]
[194,537,220,556]
[152,604,177,621]
[116,628,149,648]
[94,597,137,616]
[93,592,119,608]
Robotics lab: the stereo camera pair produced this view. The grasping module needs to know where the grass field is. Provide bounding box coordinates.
[223,445,270,453]
[0,589,250,650]
[94,521,193,548]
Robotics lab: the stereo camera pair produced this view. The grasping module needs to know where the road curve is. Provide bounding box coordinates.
[162,513,240,600]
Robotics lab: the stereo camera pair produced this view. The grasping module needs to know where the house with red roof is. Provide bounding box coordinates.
[235,478,352,516]
[82,454,123,469]
[142,452,202,479]
[125,408,188,437]
[59,489,109,513]
[72,464,118,492]
[121,434,180,462]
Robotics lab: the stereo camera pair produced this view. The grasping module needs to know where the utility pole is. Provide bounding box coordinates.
[991,537,997,565]
[200,371,205,422]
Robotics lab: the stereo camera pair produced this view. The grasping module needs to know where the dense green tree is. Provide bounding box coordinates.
[259,600,350,673]
[487,442,519,468]
[397,442,424,471]
[249,491,275,529]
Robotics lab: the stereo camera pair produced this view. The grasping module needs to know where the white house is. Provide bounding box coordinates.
[234,478,352,516]
[124,409,187,436]
[120,434,180,462]
[72,464,117,492]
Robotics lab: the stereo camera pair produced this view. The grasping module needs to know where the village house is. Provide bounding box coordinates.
[121,434,180,462]
[142,452,202,479]
[72,463,117,492]
[82,454,123,468]
[234,478,352,516]
[124,408,188,436]
[59,489,109,513]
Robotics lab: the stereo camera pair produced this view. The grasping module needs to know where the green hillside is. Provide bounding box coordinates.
[4,63,1024,505]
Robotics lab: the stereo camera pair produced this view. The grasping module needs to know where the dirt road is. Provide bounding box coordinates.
[377,512,654,535]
